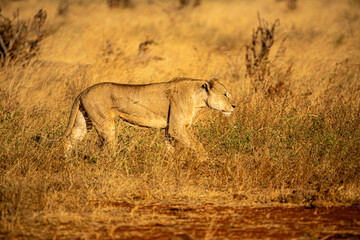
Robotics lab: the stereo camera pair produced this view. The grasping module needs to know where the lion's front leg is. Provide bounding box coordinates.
[167,99,208,161]
[168,126,208,161]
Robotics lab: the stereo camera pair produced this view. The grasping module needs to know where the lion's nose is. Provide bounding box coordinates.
[232,104,236,108]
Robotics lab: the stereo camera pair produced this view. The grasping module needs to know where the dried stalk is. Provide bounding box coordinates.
[0,9,46,65]
[245,13,281,94]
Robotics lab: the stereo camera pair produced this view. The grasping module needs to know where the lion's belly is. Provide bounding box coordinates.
[112,105,168,129]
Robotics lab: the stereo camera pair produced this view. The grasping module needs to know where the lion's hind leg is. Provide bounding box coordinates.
[64,110,90,156]
[164,128,175,154]
[90,112,116,153]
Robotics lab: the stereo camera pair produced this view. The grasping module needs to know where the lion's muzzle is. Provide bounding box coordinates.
[222,105,235,117]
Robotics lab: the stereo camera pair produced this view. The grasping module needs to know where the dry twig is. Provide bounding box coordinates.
[133,39,164,64]
[0,8,46,65]
[245,13,279,86]
[179,0,201,9]
[106,0,131,8]
[245,13,291,96]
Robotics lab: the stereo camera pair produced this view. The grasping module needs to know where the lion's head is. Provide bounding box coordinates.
[202,78,236,116]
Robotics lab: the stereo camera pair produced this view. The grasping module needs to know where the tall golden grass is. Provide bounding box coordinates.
[1,0,359,238]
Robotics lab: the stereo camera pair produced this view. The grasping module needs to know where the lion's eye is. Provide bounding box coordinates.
[224,93,228,98]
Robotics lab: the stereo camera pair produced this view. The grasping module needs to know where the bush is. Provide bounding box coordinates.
[0,9,46,66]
[106,0,131,8]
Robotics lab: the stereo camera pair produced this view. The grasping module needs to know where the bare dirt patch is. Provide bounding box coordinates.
[11,202,357,240]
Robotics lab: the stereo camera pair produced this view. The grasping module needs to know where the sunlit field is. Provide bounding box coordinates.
[1,0,359,238]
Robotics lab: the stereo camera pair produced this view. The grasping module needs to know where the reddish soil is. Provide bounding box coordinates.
[92,202,360,239]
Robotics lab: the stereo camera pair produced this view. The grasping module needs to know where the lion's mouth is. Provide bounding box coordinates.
[222,111,232,117]
[222,107,234,117]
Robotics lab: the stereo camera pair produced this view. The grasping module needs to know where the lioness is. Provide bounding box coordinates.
[63,77,235,157]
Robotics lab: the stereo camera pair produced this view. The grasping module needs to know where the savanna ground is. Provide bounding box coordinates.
[0,0,360,239]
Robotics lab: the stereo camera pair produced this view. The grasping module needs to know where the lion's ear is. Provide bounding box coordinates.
[208,78,217,88]
[202,82,210,93]
[202,79,216,92]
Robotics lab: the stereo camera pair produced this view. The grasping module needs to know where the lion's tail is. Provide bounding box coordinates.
[62,95,81,138]
[33,95,82,144]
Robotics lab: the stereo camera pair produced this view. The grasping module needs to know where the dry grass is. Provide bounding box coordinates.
[0,0,360,238]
